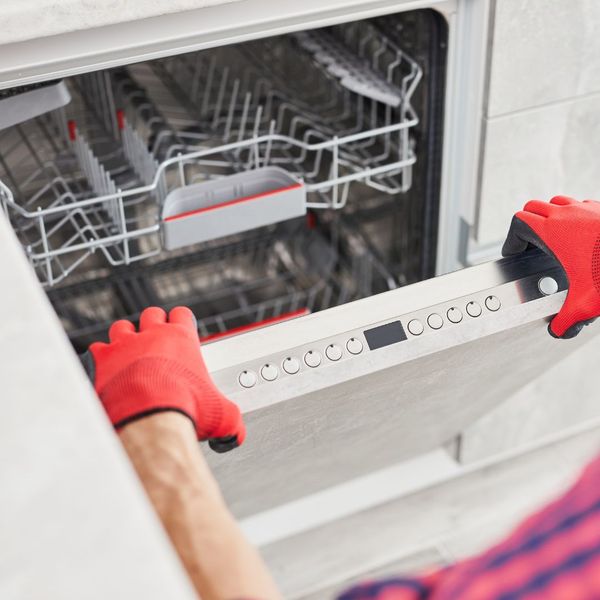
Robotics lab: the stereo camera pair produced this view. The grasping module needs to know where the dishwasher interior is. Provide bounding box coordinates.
[0,10,447,352]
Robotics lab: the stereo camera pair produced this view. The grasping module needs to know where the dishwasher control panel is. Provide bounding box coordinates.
[227,267,567,391]
[234,292,510,389]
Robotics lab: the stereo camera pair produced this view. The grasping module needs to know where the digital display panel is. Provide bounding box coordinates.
[363,321,407,350]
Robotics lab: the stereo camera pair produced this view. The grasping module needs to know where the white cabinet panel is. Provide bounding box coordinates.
[488,0,600,116]
[476,94,600,244]
[0,0,454,88]
[2,0,240,44]
[0,215,196,600]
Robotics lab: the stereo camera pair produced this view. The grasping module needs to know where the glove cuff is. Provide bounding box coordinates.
[114,407,197,432]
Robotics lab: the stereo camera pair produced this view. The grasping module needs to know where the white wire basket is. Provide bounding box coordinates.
[0,22,422,287]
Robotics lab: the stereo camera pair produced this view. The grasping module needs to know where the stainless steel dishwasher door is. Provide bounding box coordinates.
[202,251,596,517]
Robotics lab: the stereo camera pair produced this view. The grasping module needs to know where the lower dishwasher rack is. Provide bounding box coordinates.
[48,217,399,352]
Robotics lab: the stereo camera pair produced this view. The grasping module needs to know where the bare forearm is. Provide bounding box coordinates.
[119,413,280,600]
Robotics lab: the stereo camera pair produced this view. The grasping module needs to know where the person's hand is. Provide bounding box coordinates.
[80,306,245,452]
[502,196,600,339]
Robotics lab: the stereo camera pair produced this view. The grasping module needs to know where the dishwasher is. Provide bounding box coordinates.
[1,12,443,349]
[0,8,592,519]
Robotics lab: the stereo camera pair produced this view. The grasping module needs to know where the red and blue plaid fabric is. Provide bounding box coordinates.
[338,453,600,600]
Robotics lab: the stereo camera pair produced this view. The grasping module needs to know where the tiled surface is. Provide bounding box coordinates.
[260,428,597,599]
[476,93,600,244]
[459,331,600,463]
[0,214,195,600]
[477,1,600,244]
[488,0,600,117]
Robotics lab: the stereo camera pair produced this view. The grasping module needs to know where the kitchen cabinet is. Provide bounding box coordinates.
[0,215,196,600]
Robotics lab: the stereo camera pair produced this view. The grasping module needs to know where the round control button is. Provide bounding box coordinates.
[282,357,300,375]
[304,350,322,368]
[325,344,343,361]
[538,276,559,296]
[346,337,364,355]
[447,307,463,324]
[485,295,501,312]
[407,319,424,336]
[466,301,482,318]
[260,363,278,381]
[427,313,444,330]
[239,370,257,388]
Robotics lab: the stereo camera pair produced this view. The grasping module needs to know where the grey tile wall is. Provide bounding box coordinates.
[477,93,600,243]
[476,0,600,244]
[488,0,600,117]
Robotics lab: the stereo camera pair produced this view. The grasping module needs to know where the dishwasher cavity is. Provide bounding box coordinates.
[0,10,447,352]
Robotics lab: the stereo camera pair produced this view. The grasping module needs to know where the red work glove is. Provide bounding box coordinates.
[81,306,245,453]
[502,196,600,339]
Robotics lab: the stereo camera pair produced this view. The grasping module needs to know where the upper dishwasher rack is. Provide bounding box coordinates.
[0,22,422,286]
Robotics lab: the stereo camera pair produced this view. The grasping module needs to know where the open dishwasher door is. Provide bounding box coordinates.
[202,250,597,517]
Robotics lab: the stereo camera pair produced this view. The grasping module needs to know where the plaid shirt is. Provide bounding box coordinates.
[339,453,600,600]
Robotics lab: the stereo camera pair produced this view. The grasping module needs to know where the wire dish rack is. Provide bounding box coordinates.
[0,21,422,286]
[47,218,399,352]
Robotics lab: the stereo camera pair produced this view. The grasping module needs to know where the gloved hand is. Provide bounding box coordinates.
[502,196,600,339]
[81,306,245,452]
